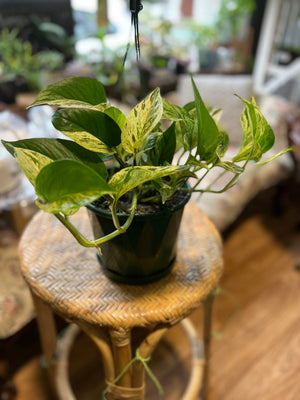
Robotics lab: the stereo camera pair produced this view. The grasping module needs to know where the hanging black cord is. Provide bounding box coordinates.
[115,1,143,88]
[129,0,143,61]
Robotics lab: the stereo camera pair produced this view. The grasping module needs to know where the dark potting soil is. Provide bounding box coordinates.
[92,190,189,216]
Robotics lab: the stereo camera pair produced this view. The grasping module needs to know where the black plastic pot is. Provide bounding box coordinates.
[87,190,191,285]
[0,77,29,104]
[0,80,18,104]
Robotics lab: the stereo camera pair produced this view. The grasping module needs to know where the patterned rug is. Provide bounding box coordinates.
[0,227,34,339]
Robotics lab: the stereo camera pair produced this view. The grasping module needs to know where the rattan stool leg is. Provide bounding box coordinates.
[181,318,205,400]
[55,324,78,400]
[110,329,132,389]
[78,321,115,384]
[31,291,58,397]
[202,292,215,400]
[132,327,168,388]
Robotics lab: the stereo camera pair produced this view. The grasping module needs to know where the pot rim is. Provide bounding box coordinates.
[86,188,191,220]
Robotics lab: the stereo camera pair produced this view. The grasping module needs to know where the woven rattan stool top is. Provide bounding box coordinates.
[19,203,223,331]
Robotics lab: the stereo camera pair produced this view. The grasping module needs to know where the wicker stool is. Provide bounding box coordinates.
[18,203,223,400]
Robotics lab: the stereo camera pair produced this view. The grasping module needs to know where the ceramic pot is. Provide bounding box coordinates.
[87,190,191,285]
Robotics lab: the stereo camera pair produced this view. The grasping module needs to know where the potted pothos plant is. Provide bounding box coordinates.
[1,76,288,284]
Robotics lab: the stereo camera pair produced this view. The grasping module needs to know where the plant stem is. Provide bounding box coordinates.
[111,199,123,231]
[54,213,96,247]
[54,192,138,248]
[193,172,240,194]
[113,152,128,168]
[190,167,210,192]
[140,195,161,203]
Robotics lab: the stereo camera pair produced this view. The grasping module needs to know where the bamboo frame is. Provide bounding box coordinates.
[132,327,168,389]
[51,312,214,400]
[31,292,58,396]
[55,324,79,400]
[78,321,115,383]
[181,318,205,400]
[202,293,215,400]
[110,329,132,388]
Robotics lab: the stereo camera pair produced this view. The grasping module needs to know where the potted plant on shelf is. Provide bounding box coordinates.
[0,28,64,104]
[182,19,217,71]
[1,76,288,284]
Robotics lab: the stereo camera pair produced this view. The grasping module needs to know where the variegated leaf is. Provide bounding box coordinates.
[109,165,193,200]
[233,96,275,162]
[121,88,163,154]
[35,160,115,215]
[52,109,121,155]
[29,77,107,109]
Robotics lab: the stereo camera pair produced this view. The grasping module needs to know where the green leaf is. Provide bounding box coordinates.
[136,131,162,165]
[162,98,189,121]
[2,138,107,185]
[257,148,292,165]
[216,161,244,174]
[35,160,114,215]
[154,171,193,203]
[183,101,196,112]
[155,122,176,165]
[121,88,163,154]
[233,96,275,162]
[163,100,193,149]
[180,118,198,152]
[2,141,52,186]
[162,98,196,152]
[153,180,176,203]
[29,77,107,109]
[52,108,121,154]
[109,165,194,200]
[216,130,229,158]
[92,104,127,129]
[192,78,220,161]
[183,101,223,126]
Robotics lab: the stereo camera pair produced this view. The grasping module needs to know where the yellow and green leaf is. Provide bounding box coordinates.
[29,77,107,109]
[35,160,115,215]
[121,88,163,154]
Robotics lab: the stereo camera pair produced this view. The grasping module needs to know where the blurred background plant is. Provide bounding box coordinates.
[0,28,65,102]
[90,27,126,86]
[30,15,75,61]
[0,0,260,104]
[181,19,217,71]
[216,0,256,44]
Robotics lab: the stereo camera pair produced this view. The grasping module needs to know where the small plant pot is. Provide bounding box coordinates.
[87,191,191,285]
[199,49,217,71]
[0,80,18,104]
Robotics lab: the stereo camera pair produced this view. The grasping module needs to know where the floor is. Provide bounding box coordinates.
[2,182,300,400]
